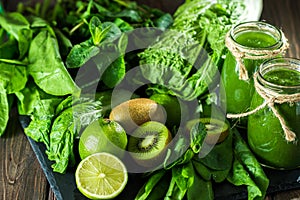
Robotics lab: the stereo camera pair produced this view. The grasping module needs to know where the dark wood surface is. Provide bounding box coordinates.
[1,0,300,199]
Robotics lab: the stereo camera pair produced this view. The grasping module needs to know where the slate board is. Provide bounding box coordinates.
[19,115,300,200]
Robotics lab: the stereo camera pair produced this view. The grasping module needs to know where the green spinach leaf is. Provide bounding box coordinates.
[65,39,99,69]
[0,62,27,94]
[187,173,214,200]
[190,120,207,153]
[24,98,62,147]
[227,129,269,200]
[0,82,9,136]
[28,30,79,96]
[135,169,166,200]
[46,98,102,173]
[0,12,32,58]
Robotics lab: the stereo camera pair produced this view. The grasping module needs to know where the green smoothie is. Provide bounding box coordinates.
[221,27,281,127]
[248,64,300,169]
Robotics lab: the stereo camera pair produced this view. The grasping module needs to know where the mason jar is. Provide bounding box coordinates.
[221,21,289,127]
[247,57,300,169]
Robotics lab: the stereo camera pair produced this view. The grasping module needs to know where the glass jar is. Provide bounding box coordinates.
[247,58,300,169]
[221,21,288,127]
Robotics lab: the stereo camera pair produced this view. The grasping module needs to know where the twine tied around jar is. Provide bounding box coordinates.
[227,72,300,142]
[225,31,289,80]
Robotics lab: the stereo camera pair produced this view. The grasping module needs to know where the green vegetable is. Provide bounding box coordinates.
[24,98,62,147]
[0,82,9,136]
[187,172,214,200]
[190,120,207,153]
[163,120,207,169]
[28,30,79,96]
[193,131,233,183]
[0,12,32,59]
[165,162,194,200]
[139,0,247,100]
[227,129,269,200]
[46,97,102,173]
[17,80,62,145]
[135,170,166,200]
[0,61,27,136]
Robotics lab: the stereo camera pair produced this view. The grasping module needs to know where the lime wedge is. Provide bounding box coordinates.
[75,152,128,199]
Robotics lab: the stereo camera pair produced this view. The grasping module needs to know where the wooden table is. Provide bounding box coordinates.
[1,0,300,199]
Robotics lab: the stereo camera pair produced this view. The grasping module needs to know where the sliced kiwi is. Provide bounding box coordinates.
[127,121,172,167]
[186,118,229,144]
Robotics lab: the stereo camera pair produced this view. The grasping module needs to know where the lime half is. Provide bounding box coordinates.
[75,152,128,199]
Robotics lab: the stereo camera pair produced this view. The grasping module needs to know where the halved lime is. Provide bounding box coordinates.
[75,152,128,199]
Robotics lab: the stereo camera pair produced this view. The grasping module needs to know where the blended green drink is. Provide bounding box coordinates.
[221,21,288,127]
[248,58,300,169]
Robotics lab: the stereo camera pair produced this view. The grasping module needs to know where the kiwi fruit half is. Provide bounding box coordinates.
[186,118,229,144]
[109,98,166,133]
[127,121,172,167]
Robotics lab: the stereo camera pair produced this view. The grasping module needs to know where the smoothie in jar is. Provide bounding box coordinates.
[247,58,300,169]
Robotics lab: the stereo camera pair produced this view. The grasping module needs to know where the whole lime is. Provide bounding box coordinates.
[150,93,181,128]
[78,118,128,160]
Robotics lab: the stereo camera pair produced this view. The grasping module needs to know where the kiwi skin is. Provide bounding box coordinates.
[127,121,172,168]
[186,118,229,144]
[109,98,167,133]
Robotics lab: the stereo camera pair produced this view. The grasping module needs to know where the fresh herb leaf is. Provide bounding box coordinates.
[0,62,27,94]
[227,129,269,200]
[135,169,166,200]
[187,172,214,200]
[190,120,207,153]
[65,39,99,68]
[0,82,9,136]
[46,98,102,173]
[28,30,80,96]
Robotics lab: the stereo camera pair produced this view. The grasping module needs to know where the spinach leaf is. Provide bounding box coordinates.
[16,79,62,145]
[187,173,214,200]
[190,120,207,153]
[65,39,99,69]
[146,173,171,200]
[54,28,73,59]
[192,160,212,181]
[196,130,233,171]
[163,129,192,169]
[0,82,9,136]
[46,98,102,173]
[192,131,233,183]
[0,62,27,94]
[113,18,133,32]
[28,30,79,96]
[165,162,194,200]
[227,129,269,200]
[24,97,62,147]
[135,169,166,200]
[16,80,43,115]
[228,158,263,199]
[0,12,32,58]
[154,13,173,31]
[0,38,19,59]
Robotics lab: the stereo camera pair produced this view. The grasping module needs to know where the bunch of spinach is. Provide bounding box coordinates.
[139,0,246,101]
